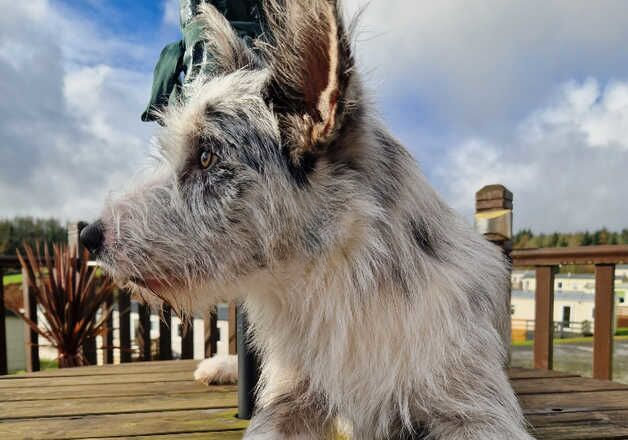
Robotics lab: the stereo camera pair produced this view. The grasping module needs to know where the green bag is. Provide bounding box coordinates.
[142,0,263,122]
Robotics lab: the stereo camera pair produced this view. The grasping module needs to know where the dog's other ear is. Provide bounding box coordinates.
[193,3,259,77]
[263,0,354,164]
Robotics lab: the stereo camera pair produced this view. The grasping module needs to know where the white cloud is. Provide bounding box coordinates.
[524,79,628,150]
[437,139,538,216]
[0,40,38,71]
[1,0,627,237]
[441,78,628,232]
[344,0,628,133]
[340,1,628,232]
[0,0,154,221]
[163,0,180,27]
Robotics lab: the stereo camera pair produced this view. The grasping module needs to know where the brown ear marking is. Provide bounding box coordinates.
[263,0,354,161]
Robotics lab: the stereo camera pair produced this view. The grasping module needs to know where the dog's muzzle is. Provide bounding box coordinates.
[79,220,105,255]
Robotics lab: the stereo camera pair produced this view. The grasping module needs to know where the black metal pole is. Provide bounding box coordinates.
[237,305,260,420]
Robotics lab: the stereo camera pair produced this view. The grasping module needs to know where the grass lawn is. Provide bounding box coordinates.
[2,272,22,286]
[3,268,102,287]
[9,358,58,375]
[512,334,628,347]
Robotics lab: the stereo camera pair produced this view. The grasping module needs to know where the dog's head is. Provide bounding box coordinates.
[81,0,363,310]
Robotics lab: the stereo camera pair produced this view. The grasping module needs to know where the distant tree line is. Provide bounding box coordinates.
[1,217,627,255]
[513,228,628,249]
[0,217,67,256]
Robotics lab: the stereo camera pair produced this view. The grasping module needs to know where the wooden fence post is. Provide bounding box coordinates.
[102,295,114,364]
[118,290,132,363]
[534,266,556,369]
[228,302,237,355]
[159,304,173,360]
[138,303,152,361]
[22,267,39,372]
[181,320,194,360]
[593,264,615,380]
[204,307,218,358]
[475,185,513,361]
[0,268,7,375]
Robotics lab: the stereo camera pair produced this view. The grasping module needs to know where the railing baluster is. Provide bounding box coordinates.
[82,268,98,366]
[593,264,615,380]
[0,268,7,375]
[181,319,194,359]
[204,307,218,358]
[22,267,39,372]
[228,302,237,355]
[83,335,97,365]
[103,295,114,364]
[159,304,173,360]
[534,265,556,370]
[138,303,152,361]
[118,290,132,363]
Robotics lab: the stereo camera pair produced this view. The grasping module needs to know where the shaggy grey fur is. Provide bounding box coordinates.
[92,1,533,438]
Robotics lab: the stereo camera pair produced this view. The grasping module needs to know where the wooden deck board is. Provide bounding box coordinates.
[508,368,581,380]
[0,371,195,388]
[0,391,237,420]
[0,360,200,379]
[520,390,628,413]
[512,376,628,395]
[0,362,627,439]
[97,432,247,440]
[0,381,220,402]
[0,409,246,439]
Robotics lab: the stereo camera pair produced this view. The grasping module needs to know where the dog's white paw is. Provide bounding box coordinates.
[193,354,238,385]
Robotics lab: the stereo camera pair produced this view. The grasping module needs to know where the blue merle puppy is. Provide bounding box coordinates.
[81,1,533,438]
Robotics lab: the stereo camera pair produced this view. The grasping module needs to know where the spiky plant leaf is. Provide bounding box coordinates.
[9,243,114,368]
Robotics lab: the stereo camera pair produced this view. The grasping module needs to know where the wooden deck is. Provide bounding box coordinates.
[0,361,627,439]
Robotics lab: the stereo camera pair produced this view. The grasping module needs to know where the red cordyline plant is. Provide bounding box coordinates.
[11,243,114,368]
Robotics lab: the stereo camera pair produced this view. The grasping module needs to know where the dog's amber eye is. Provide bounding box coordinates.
[200,150,218,169]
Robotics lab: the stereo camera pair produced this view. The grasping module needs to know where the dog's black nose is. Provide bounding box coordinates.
[79,220,104,254]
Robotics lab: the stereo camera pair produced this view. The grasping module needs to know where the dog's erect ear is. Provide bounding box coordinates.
[263,0,354,163]
[192,3,258,77]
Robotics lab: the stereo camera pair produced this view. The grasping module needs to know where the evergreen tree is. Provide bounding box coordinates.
[594,228,610,245]
[0,217,67,256]
[582,231,593,246]
[512,228,627,249]
[557,234,569,247]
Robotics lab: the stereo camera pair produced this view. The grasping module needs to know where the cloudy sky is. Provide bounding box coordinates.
[1,0,628,233]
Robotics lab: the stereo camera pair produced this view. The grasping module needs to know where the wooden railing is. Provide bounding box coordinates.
[0,255,238,374]
[475,185,627,381]
[512,245,628,380]
[1,187,626,387]
[512,319,593,338]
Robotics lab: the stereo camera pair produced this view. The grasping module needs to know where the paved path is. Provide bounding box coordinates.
[513,339,628,384]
